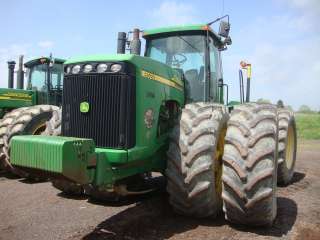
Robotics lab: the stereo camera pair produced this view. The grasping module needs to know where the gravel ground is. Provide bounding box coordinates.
[0,140,319,240]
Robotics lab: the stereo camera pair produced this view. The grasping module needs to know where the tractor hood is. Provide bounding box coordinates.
[64,54,184,92]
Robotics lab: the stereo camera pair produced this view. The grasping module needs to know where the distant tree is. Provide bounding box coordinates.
[257,98,271,104]
[298,105,312,113]
[286,105,294,112]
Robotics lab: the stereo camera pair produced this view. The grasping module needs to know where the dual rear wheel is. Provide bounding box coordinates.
[166,102,297,226]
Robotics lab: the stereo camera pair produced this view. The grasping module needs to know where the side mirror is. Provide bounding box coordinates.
[218,21,230,38]
[224,36,232,45]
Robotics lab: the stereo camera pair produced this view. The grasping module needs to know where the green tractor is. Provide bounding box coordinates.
[10,17,297,226]
[0,56,65,174]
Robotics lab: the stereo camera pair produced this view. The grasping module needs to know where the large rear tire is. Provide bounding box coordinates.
[0,108,27,170]
[277,108,297,185]
[222,103,278,226]
[45,109,85,196]
[166,103,229,218]
[1,105,58,175]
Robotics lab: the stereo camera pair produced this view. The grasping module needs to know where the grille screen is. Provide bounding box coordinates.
[62,73,135,149]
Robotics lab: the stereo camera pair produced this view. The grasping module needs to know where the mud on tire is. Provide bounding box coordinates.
[166,102,229,218]
[222,103,278,226]
[277,108,297,185]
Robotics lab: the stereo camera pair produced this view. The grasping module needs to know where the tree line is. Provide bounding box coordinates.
[256,98,319,114]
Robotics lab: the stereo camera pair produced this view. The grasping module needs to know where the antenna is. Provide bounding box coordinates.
[221,0,225,15]
[207,14,229,26]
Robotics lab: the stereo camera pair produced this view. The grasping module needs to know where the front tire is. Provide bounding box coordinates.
[166,103,229,218]
[222,103,278,226]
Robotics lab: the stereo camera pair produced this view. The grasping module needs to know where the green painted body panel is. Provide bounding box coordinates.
[11,54,185,188]
[10,134,164,190]
[143,24,207,36]
[11,135,95,184]
[0,88,37,109]
[228,100,240,106]
[143,24,223,46]
[78,54,182,183]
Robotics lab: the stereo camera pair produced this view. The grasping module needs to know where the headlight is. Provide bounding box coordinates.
[110,64,122,72]
[65,66,71,74]
[97,63,108,73]
[72,65,81,74]
[83,64,93,73]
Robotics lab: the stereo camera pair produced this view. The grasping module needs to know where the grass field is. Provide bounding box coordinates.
[295,113,320,139]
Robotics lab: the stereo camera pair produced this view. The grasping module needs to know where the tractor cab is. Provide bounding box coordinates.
[143,23,231,103]
[24,57,65,105]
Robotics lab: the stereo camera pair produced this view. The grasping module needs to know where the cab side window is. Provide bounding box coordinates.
[209,39,220,102]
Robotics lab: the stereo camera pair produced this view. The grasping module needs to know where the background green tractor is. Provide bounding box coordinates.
[10,16,297,226]
[0,55,65,174]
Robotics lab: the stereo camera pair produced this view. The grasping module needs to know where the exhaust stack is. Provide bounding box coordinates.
[7,61,16,88]
[117,32,127,54]
[130,28,141,55]
[16,55,24,89]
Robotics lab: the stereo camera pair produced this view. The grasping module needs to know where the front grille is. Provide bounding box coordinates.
[62,72,135,149]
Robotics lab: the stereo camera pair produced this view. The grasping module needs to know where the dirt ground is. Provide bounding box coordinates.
[0,140,319,240]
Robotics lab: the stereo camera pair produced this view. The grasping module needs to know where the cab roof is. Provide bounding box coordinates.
[143,23,223,45]
[24,57,66,68]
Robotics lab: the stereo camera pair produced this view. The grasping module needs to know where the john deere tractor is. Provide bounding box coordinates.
[10,17,297,226]
[0,56,65,174]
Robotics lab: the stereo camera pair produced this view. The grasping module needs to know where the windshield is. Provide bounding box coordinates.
[146,35,206,102]
[27,63,63,91]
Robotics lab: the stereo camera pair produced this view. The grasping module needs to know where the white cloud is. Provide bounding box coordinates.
[278,0,320,32]
[281,0,320,15]
[149,1,198,27]
[38,40,54,49]
[224,2,320,111]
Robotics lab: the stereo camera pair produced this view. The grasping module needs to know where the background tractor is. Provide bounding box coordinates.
[0,55,65,174]
[10,16,297,226]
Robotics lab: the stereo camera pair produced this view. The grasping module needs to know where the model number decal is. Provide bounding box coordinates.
[141,70,183,91]
[0,92,32,101]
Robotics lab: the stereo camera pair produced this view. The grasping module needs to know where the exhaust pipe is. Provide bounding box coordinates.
[16,55,24,89]
[130,28,141,55]
[240,61,252,102]
[117,32,127,54]
[7,61,16,88]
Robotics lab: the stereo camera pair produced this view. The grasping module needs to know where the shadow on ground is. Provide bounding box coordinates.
[278,171,306,188]
[290,171,306,185]
[82,193,297,240]
[19,178,48,184]
[232,197,297,237]
[0,169,21,180]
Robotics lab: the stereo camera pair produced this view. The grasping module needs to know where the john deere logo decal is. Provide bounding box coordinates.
[80,101,90,113]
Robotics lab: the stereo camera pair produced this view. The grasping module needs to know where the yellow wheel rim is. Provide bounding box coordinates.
[32,123,46,135]
[285,124,295,169]
[214,127,227,197]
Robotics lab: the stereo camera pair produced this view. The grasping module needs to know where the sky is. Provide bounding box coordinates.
[0,0,319,110]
